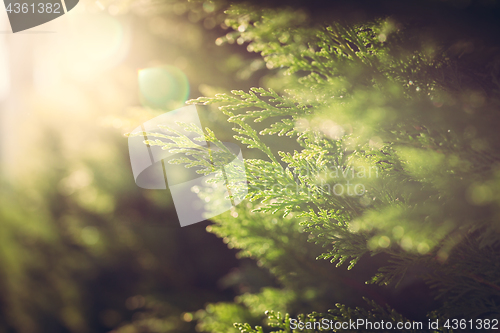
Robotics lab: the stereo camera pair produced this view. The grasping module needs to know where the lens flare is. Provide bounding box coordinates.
[138,66,190,109]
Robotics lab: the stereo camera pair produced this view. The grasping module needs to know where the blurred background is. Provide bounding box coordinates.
[0,0,274,331]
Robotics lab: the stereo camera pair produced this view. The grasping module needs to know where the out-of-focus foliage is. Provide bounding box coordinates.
[0,0,268,332]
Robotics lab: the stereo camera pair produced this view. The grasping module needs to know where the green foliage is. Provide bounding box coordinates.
[195,303,257,333]
[136,1,500,331]
[232,301,440,333]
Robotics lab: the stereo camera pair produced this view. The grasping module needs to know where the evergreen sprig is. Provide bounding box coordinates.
[133,3,500,331]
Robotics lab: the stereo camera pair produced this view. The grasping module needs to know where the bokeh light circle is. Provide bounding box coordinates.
[138,66,190,109]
